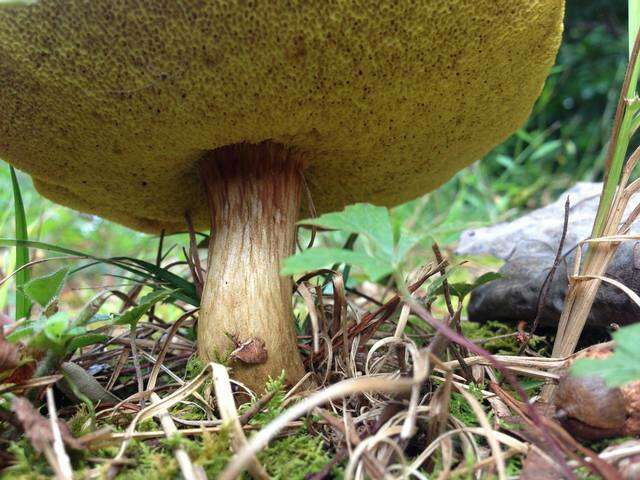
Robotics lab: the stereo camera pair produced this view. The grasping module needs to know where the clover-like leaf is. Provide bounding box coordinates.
[299,204,394,256]
[283,203,427,282]
[281,248,393,281]
[571,323,640,387]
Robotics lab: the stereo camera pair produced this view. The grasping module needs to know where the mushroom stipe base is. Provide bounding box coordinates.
[198,142,306,392]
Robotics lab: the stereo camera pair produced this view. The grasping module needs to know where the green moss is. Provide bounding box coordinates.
[449,384,485,426]
[184,356,205,379]
[161,433,187,451]
[114,440,178,480]
[1,374,337,479]
[169,403,207,421]
[67,403,93,437]
[136,418,159,432]
[461,321,545,355]
[449,392,479,427]
[587,435,635,451]
[505,455,524,478]
[187,425,333,479]
[190,374,336,479]
[189,428,234,478]
[259,434,331,479]
[0,441,51,480]
[241,373,287,427]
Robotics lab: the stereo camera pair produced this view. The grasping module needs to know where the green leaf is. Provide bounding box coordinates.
[10,166,31,321]
[7,310,95,354]
[67,333,108,352]
[395,230,428,266]
[443,272,502,300]
[529,139,562,162]
[571,323,640,387]
[42,311,71,343]
[115,289,173,326]
[6,323,34,343]
[20,267,69,307]
[281,248,392,281]
[474,271,503,285]
[300,204,394,256]
[15,312,73,354]
[285,203,431,282]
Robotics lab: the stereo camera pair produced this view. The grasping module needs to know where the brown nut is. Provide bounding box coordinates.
[553,342,640,440]
[555,372,627,431]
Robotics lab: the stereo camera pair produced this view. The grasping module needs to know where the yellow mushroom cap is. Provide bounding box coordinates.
[0,1,563,232]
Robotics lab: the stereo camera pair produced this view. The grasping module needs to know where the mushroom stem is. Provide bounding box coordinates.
[198,142,306,392]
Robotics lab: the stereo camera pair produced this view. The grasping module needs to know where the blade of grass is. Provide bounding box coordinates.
[9,166,31,321]
[631,0,639,57]
[0,238,199,306]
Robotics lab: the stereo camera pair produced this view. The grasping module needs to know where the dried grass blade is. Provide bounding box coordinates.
[393,303,411,338]
[150,392,204,480]
[46,388,73,480]
[316,408,385,480]
[110,362,219,472]
[573,273,640,308]
[218,373,423,480]
[298,282,321,354]
[210,363,269,480]
[409,427,527,472]
[146,309,196,390]
[128,327,146,408]
[450,447,521,479]
[346,430,405,479]
[455,385,506,480]
[0,374,62,395]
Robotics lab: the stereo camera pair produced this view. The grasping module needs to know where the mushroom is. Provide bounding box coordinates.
[0,1,563,391]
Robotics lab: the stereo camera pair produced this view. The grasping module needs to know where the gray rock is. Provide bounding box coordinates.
[467,241,640,328]
[456,182,640,260]
[461,182,640,328]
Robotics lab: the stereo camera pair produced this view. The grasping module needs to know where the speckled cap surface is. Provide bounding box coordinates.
[0,1,563,232]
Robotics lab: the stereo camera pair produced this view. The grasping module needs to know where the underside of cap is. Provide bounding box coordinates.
[0,0,563,233]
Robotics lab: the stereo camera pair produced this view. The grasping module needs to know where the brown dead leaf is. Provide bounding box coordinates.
[520,449,562,480]
[2,359,37,386]
[229,336,268,364]
[0,332,19,373]
[10,396,81,453]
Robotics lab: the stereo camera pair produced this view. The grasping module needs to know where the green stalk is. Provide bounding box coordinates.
[9,166,31,321]
[631,0,640,57]
[589,13,640,247]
